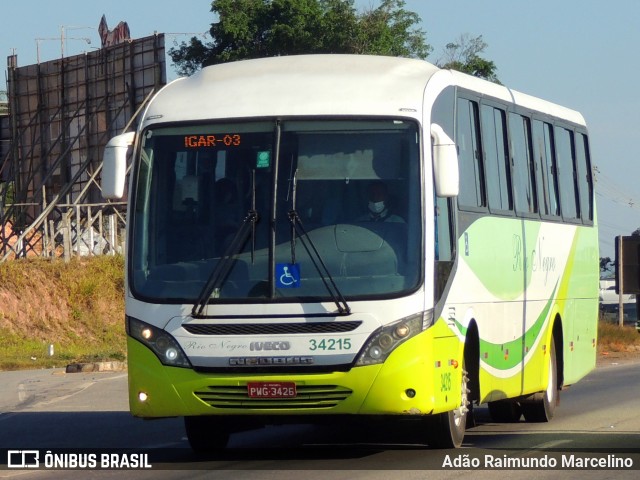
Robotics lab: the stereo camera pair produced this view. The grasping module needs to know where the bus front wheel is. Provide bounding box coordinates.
[426,366,469,448]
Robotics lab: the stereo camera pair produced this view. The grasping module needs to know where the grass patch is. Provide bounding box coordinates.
[0,327,126,370]
[0,256,126,371]
[598,316,640,353]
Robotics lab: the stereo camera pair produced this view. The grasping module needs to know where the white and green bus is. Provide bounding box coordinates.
[102,55,598,450]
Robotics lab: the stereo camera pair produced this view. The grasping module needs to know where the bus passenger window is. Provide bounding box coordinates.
[481,105,512,212]
[456,98,485,209]
[555,127,580,220]
[575,133,594,222]
[509,113,537,215]
[532,120,560,217]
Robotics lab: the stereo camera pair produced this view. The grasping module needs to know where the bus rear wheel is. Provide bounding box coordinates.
[426,366,469,448]
[521,340,558,422]
[184,416,231,453]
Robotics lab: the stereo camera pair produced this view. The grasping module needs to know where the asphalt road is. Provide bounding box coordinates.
[1,356,639,479]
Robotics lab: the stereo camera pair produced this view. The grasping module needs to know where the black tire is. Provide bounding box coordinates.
[184,416,231,453]
[488,399,522,423]
[521,340,558,422]
[426,366,469,448]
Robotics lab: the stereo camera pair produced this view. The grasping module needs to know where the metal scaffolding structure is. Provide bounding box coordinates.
[0,33,166,261]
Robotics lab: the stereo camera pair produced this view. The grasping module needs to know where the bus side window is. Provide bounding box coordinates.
[481,105,512,212]
[435,196,453,261]
[575,133,594,223]
[456,98,486,209]
[435,195,454,303]
[555,126,580,221]
[532,120,560,217]
[509,113,537,215]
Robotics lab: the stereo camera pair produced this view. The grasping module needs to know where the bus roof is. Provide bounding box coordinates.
[143,55,438,124]
[142,54,586,127]
[448,70,586,126]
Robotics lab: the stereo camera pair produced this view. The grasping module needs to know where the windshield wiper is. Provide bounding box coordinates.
[288,210,350,315]
[191,209,259,317]
[287,171,350,315]
[192,170,259,318]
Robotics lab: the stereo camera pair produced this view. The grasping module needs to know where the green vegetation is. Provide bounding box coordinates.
[170,0,430,75]
[0,256,637,370]
[598,317,640,354]
[0,256,126,370]
[169,0,499,82]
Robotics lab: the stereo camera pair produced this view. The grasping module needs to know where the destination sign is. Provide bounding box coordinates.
[184,134,241,148]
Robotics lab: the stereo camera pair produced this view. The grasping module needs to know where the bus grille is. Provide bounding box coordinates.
[183,321,362,336]
[194,385,353,409]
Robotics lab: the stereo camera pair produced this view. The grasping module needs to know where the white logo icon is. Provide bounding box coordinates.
[7,450,40,469]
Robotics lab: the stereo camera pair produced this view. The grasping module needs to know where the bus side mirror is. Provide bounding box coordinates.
[101,132,135,199]
[431,123,459,197]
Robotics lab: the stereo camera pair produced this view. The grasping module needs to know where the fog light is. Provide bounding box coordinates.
[369,346,383,359]
[138,392,148,402]
[165,348,178,361]
[405,388,416,398]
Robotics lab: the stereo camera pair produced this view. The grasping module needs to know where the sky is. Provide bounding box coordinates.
[2,0,639,259]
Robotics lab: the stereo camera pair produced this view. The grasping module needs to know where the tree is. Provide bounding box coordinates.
[354,0,431,59]
[437,34,500,83]
[169,0,431,76]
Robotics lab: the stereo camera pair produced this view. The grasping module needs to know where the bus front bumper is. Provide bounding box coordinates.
[126,321,463,419]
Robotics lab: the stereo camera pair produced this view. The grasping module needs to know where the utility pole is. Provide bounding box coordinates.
[618,235,624,327]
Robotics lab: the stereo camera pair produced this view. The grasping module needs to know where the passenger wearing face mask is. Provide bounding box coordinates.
[358,180,404,223]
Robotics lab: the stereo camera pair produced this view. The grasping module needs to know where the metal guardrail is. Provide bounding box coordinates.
[1,200,126,261]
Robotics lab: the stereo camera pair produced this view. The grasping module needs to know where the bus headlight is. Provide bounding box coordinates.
[355,311,433,366]
[127,316,191,368]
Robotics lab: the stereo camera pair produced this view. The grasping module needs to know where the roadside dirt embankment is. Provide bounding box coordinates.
[0,256,125,370]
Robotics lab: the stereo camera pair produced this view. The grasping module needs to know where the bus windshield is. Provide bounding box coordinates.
[130,119,422,304]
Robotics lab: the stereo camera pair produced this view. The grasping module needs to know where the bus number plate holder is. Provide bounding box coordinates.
[247,382,297,398]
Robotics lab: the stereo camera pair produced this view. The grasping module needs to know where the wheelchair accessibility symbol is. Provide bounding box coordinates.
[276,263,300,288]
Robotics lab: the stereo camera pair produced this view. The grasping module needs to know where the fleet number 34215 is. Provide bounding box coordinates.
[308,338,352,351]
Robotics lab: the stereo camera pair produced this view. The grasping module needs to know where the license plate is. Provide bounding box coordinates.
[247,382,296,398]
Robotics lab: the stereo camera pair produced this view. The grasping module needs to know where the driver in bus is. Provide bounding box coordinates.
[358,180,404,223]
